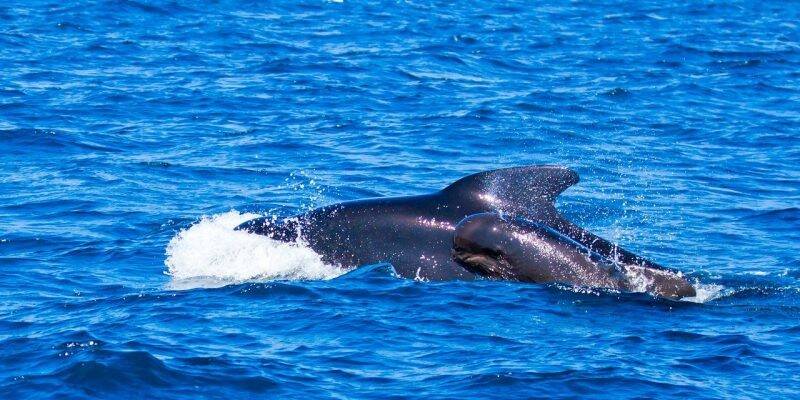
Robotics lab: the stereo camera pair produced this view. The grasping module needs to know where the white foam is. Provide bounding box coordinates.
[164,211,348,289]
[622,265,728,303]
[680,282,728,303]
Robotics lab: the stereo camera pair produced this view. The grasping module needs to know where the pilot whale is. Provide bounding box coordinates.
[237,165,696,299]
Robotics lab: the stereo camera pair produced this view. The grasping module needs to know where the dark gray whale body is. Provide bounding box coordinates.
[238,166,696,299]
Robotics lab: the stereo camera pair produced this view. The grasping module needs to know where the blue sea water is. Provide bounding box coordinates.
[2,0,800,398]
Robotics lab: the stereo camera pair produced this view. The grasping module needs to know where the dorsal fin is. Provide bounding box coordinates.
[442,165,579,219]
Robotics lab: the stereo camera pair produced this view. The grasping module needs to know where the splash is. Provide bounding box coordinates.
[615,263,727,303]
[621,264,657,293]
[680,283,729,303]
[164,211,348,289]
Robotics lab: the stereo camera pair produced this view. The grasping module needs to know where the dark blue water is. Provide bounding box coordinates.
[2,0,800,398]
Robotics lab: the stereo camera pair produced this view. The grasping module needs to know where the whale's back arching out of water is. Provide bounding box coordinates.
[237,166,696,299]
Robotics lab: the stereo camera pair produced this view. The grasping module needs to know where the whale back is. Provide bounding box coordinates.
[441,165,579,222]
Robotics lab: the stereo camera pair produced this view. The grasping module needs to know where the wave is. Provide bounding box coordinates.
[164,211,348,289]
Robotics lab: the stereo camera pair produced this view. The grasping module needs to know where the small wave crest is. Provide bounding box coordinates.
[164,211,347,289]
[556,280,728,303]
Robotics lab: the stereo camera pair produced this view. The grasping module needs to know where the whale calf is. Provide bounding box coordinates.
[237,165,696,299]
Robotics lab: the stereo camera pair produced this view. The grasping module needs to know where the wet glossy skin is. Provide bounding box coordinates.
[238,193,484,281]
[237,166,696,298]
[453,213,696,298]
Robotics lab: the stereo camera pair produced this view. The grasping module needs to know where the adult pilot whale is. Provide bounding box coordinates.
[237,165,696,299]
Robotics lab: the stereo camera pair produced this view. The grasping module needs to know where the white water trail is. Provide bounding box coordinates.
[164,211,348,289]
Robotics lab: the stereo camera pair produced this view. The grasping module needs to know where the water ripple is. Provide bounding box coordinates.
[2,0,800,398]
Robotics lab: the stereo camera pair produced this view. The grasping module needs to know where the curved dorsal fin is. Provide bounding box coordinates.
[442,165,579,219]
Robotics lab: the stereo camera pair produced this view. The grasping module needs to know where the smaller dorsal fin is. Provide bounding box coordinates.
[442,165,579,219]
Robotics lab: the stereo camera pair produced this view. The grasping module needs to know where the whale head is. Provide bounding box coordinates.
[452,212,696,299]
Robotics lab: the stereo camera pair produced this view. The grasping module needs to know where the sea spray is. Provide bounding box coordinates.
[165,211,347,288]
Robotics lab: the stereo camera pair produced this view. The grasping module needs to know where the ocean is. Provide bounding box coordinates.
[2,0,799,398]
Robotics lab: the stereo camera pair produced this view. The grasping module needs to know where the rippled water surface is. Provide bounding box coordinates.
[2,1,800,398]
